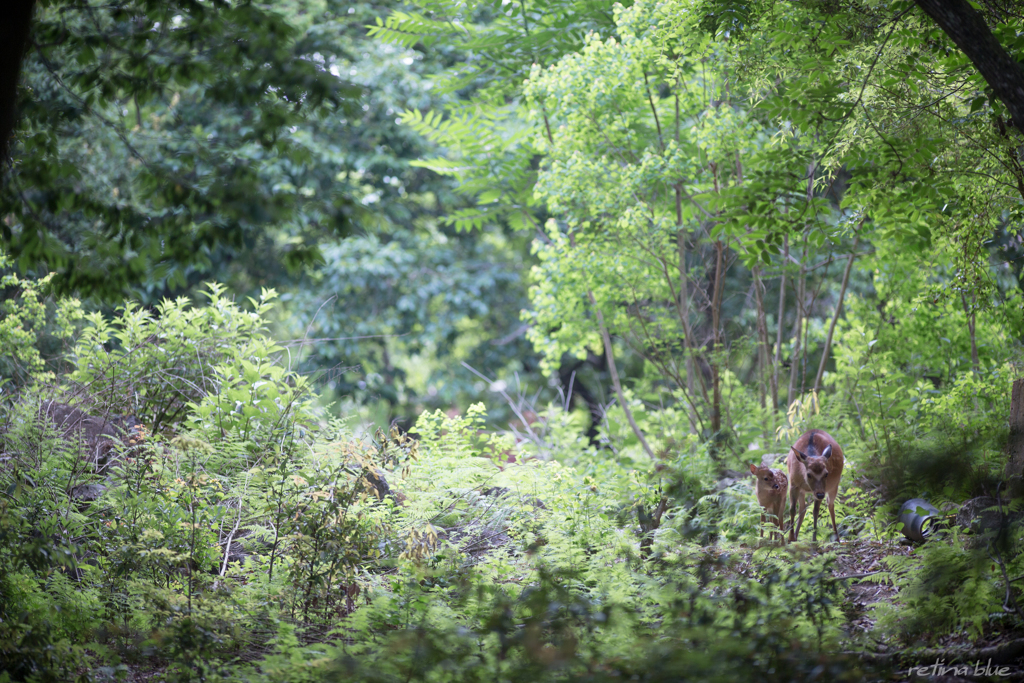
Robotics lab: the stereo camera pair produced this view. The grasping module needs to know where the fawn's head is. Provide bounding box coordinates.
[794,444,833,500]
[749,463,786,495]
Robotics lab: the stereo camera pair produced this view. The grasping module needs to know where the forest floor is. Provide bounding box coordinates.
[731,536,909,640]
[757,536,1024,682]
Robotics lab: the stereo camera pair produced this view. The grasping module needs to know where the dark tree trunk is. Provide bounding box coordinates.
[772,235,788,412]
[787,252,806,408]
[710,239,724,438]
[1,0,36,163]
[558,358,605,446]
[914,0,1024,132]
[1006,379,1024,493]
[814,232,861,393]
[753,267,770,411]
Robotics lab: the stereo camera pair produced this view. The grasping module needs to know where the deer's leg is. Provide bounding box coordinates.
[829,498,840,542]
[794,492,808,542]
[760,512,765,539]
[812,499,821,542]
[789,488,800,542]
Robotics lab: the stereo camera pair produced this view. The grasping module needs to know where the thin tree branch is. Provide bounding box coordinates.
[588,290,656,459]
[813,225,863,393]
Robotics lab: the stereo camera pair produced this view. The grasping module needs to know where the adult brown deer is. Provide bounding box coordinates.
[787,429,844,543]
[749,453,788,542]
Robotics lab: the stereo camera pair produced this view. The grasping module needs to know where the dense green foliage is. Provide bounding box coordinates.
[0,281,1020,681]
[3,0,1024,680]
[4,0,363,298]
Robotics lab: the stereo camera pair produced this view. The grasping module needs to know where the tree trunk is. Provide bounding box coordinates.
[753,266,770,411]
[814,233,860,393]
[674,96,699,433]
[1005,379,1024,494]
[962,291,980,373]
[676,185,701,432]
[914,0,1024,133]
[0,0,36,163]
[772,235,788,412]
[711,239,724,437]
[787,251,806,408]
[787,165,815,406]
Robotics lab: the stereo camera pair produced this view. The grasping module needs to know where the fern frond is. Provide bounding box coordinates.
[409,157,475,175]
[860,571,896,585]
[366,12,464,48]
[442,207,490,232]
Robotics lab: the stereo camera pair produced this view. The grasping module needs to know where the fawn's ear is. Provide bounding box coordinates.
[822,445,832,460]
[749,463,757,474]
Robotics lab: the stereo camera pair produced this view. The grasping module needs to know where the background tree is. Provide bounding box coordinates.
[0,0,35,161]
[3,0,360,298]
[374,0,1024,450]
[265,0,544,426]
[913,0,1024,133]
[1,0,552,429]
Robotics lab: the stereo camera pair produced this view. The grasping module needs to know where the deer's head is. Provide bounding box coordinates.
[794,444,833,500]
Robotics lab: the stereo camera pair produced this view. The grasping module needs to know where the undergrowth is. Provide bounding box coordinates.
[0,272,1021,681]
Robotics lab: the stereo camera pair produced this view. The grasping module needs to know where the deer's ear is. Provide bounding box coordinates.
[749,463,757,474]
[794,448,808,461]
[822,445,832,460]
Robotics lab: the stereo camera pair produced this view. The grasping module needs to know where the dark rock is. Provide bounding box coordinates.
[482,486,510,498]
[39,400,145,473]
[364,468,406,505]
[70,483,106,501]
[956,496,1019,534]
[715,476,741,492]
[365,467,391,500]
[220,541,247,569]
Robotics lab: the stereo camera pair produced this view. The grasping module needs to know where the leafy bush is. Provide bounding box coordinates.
[0,252,82,389]
[0,403,98,681]
[0,286,421,680]
[69,284,289,434]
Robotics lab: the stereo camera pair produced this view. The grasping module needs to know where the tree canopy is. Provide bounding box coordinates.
[3,0,360,297]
